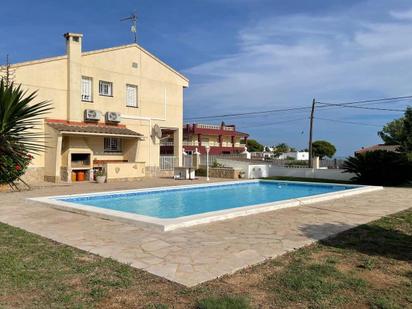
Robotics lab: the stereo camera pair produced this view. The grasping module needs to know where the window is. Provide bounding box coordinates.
[99,81,113,96]
[81,76,93,102]
[104,137,122,153]
[126,84,138,107]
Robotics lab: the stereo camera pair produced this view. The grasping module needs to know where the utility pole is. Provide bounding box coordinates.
[308,98,316,168]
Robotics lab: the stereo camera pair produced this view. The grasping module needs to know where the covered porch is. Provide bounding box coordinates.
[45,121,145,182]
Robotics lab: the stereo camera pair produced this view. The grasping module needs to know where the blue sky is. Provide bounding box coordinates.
[2,0,412,156]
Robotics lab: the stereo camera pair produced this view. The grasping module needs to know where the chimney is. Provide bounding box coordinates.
[64,33,83,58]
[64,33,83,121]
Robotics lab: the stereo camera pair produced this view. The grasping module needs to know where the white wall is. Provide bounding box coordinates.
[266,166,354,181]
[278,151,309,160]
[216,158,354,181]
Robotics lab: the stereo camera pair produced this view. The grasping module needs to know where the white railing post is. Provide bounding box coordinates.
[205,145,210,181]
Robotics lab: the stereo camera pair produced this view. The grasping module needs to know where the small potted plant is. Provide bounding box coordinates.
[95,169,106,183]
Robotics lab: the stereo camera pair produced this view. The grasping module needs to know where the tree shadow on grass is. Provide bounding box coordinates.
[299,222,412,262]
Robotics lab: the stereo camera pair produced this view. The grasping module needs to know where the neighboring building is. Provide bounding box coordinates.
[278,151,309,160]
[3,33,188,182]
[182,123,248,155]
[355,144,400,154]
[251,151,275,160]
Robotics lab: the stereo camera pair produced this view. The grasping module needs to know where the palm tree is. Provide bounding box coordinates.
[0,78,52,189]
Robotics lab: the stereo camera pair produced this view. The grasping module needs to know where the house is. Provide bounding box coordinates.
[4,33,189,182]
[251,150,275,160]
[278,151,309,160]
[355,144,400,154]
[181,122,248,155]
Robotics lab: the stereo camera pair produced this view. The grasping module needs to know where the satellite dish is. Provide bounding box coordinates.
[153,124,162,139]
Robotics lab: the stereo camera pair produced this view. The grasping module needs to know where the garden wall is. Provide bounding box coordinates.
[215,158,355,181]
[105,162,145,182]
[209,167,241,179]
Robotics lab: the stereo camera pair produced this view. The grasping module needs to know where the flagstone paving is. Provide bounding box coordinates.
[0,178,410,286]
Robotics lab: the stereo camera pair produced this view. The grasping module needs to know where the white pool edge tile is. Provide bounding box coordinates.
[28,180,383,232]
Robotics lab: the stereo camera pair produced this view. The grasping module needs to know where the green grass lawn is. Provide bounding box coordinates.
[1,209,411,308]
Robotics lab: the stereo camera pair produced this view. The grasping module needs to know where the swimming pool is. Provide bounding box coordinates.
[30,180,382,231]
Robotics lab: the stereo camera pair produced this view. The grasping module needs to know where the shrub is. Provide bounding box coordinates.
[212,160,223,168]
[0,153,31,184]
[0,79,51,188]
[342,150,412,185]
[285,160,308,167]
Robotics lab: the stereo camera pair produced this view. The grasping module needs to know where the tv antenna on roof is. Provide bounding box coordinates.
[1,55,15,86]
[120,11,138,43]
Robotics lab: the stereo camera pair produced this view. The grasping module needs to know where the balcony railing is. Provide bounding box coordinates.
[196,124,220,130]
[183,141,199,146]
[195,124,235,131]
[159,156,177,170]
[160,141,174,146]
[183,141,244,147]
[223,126,235,131]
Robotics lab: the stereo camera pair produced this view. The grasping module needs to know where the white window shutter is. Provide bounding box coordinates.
[81,77,92,101]
[126,85,137,107]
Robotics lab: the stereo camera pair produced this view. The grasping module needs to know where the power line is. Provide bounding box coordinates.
[184,108,312,121]
[316,95,412,106]
[242,117,308,129]
[316,102,405,112]
[185,95,411,121]
[183,106,311,121]
[314,117,384,127]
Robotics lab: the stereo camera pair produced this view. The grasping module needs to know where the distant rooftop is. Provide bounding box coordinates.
[184,122,249,137]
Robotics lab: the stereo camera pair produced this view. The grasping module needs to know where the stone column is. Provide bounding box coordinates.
[174,129,183,167]
[193,148,200,169]
[198,134,202,146]
[312,156,320,169]
[55,134,63,182]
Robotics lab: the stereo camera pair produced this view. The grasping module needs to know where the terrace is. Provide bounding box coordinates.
[0,178,410,289]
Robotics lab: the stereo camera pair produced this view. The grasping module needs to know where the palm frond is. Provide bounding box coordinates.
[0,78,53,188]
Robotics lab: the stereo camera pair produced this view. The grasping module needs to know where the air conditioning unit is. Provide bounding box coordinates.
[105,112,121,123]
[84,109,101,121]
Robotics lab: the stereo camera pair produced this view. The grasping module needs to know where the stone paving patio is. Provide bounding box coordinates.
[0,178,411,287]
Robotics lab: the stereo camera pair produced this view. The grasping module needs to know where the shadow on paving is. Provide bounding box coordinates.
[299,222,412,262]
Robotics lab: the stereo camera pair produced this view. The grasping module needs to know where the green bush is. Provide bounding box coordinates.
[285,160,308,167]
[196,295,250,309]
[212,160,223,168]
[342,150,412,186]
[0,153,31,184]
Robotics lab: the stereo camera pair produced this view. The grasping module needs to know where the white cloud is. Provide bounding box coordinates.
[390,9,412,20]
[182,1,412,154]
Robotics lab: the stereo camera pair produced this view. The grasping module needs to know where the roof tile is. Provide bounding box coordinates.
[47,122,143,137]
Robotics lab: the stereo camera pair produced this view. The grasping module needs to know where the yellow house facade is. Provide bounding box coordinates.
[6,33,188,182]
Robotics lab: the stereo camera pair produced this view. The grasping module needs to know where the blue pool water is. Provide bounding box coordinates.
[59,181,356,219]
